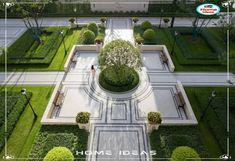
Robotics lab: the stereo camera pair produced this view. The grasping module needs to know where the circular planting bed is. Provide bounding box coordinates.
[99,65,139,92]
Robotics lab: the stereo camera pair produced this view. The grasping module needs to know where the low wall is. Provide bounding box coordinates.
[64,44,102,72]
[140,45,175,72]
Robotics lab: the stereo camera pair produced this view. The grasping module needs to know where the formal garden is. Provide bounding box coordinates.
[0,22,104,71]
[134,20,235,72]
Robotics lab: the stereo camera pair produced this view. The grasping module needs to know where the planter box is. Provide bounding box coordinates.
[147,124,160,133]
[70,23,77,29]
[78,123,90,132]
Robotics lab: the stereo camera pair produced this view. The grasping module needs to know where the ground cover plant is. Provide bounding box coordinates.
[0,91,32,151]
[0,27,68,65]
[134,26,235,72]
[186,87,235,159]
[150,126,210,159]
[0,86,53,159]
[28,125,88,161]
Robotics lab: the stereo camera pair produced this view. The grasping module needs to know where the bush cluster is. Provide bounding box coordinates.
[171,146,201,161]
[0,92,32,151]
[43,147,74,161]
[87,22,98,36]
[99,65,139,92]
[28,125,89,161]
[141,21,152,30]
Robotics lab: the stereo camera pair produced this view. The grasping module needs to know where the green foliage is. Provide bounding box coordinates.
[87,22,98,36]
[99,39,141,69]
[147,112,162,124]
[95,34,104,44]
[0,92,32,151]
[135,35,144,44]
[99,65,139,92]
[43,147,74,161]
[76,112,90,124]
[143,29,156,42]
[141,21,152,30]
[0,27,68,65]
[29,125,88,161]
[150,126,210,159]
[171,146,201,161]
[82,30,95,44]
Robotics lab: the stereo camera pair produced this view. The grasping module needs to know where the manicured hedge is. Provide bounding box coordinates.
[0,92,32,151]
[0,27,68,65]
[150,126,209,159]
[43,147,74,161]
[87,22,98,36]
[29,125,88,161]
[171,146,201,161]
[141,21,152,30]
[82,30,95,44]
[143,29,156,44]
[99,65,139,92]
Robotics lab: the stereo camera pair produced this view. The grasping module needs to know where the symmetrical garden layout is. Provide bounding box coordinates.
[1,17,234,161]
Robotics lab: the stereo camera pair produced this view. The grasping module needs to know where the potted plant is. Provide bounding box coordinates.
[95,35,104,45]
[76,112,90,131]
[135,36,144,45]
[147,112,162,133]
[163,18,170,27]
[68,17,76,28]
[100,17,107,25]
[132,17,139,24]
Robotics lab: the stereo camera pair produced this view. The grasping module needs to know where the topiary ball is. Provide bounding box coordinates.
[43,147,74,161]
[141,21,152,30]
[87,22,98,36]
[143,29,156,42]
[171,146,201,161]
[83,30,95,44]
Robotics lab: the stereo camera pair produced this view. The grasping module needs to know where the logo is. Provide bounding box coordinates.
[196,3,220,16]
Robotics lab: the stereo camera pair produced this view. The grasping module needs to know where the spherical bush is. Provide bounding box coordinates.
[83,30,95,44]
[87,22,98,36]
[171,146,201,161]
[143,29,156,42]
[141,21,152,30]
[43,147,74,161]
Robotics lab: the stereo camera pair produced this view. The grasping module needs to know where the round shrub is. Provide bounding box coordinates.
[76,112,90,124]
[141,21,152,30]
[171,146,201,161]
[43,147,74,161]
[87,22,98,36]
[148,112,162,124]
[83,30,95,44]
[143,29,156,42]
[99,65,139,92]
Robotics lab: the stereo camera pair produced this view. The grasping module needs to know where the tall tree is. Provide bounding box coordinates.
[11,0,50,42]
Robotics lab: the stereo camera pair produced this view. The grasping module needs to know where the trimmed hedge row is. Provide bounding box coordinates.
[99,66,139,92]
[174,28,224,60]
[150,126,209,158]
[194,89,235,158]
[29,125,88,161]
[0,27,68,65]
[0,92,32,151]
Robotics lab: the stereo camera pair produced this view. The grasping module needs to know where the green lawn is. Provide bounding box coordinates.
[185,87,235,159]
[0,86,54,160]
[134,26,234,72]
[0,28,82,71]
